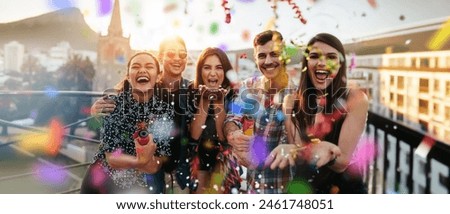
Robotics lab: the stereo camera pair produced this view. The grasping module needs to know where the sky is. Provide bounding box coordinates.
[0,0,449,50]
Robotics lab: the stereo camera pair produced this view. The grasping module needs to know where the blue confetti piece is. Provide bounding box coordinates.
[116,55,126,64]
[228,101,242,116]
[276,110,285,122]
[48,0,74,10]
[44,86,58,99]
[29,109,38,120]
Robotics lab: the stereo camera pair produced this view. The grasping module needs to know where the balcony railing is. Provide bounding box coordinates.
[0,91,449,193]
[0,90,103,193]
[366,111,450,193]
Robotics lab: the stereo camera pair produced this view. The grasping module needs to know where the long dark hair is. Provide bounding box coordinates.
[292,33,348,142]
[193,47,232,89]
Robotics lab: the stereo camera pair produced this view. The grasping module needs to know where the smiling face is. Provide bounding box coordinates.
[128,53,158,96]
[201,54,224,89]
[307,41,342,90]
[160,42,187,78]
[255,40,283,81]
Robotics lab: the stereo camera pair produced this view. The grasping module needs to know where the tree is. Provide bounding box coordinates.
[35,55,96,125]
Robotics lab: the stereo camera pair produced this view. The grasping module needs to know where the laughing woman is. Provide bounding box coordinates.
[189,47,241,193]
[80,52,163,193]
[290,33,369,193]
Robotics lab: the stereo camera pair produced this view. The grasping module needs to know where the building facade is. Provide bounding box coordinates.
[4,41,25,72]
[347,18,450,144]
[94,0,133,92]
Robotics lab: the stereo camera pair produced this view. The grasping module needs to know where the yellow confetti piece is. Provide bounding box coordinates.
[13,119,64,156]
[427,18,450,50]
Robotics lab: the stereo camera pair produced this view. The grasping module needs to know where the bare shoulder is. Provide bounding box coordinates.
[347,88,369,112]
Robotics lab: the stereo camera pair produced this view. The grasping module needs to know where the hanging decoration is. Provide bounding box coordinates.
[184,0,189,14]
[221,0,231,23]
[270,0,279,29]
[268,0,307,29]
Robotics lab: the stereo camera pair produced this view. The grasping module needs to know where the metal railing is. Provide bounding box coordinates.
[0,90,103,193]
[366,111,450,193]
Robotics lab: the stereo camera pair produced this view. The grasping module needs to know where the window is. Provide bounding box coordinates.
[390,93,394,103]
[432,126,439,137]
[398,58,405,67]
[398,76,405,89]
[411,58,417,68]
[446,81,450,96]
[434,80,440,92]
[419,78,429,93]
[433,103,439,115]
[420,58,430,68]
[419,119,428,132]
[390,76,395,86]
[397,94,404,107]
[419,99,429,114]
[446,106,450,121]
[397,112,404,122]
[389,58,395,66]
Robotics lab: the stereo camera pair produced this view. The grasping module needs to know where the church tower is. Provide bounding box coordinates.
[94,0,133,92]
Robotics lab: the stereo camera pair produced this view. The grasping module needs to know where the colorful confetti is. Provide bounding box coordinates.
[427,18,450,50]
[348,52,356,72]
[33,163,68,185]
[367,0,377,9]
[241,29,251,41]
[218,43,228,52]
[97,0,113,16]
[163,2,178,13]
[48,0,74,10]
[14,118,64,156]
[221,0,232,23]
[209,22,219,35]
[286,179,313,194]
[44,86,58,99]
[347,136,378,176]
[269,0,307,25]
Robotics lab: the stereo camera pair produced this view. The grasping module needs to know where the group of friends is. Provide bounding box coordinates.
[80,30,369,194]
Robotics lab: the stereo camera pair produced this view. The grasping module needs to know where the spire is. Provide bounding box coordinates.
[107,0,123,37]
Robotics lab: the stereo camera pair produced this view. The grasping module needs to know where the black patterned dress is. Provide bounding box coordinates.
[80,88,175,193]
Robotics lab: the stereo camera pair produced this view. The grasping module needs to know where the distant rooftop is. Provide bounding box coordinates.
[344,17,450,55]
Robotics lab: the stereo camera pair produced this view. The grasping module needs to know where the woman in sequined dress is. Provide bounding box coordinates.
[80,52,163,193]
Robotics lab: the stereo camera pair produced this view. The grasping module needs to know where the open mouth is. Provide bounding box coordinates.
[207,79,219,86]
[136,76,150,83]
[315,70,331,81]
[170,63,182,69]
